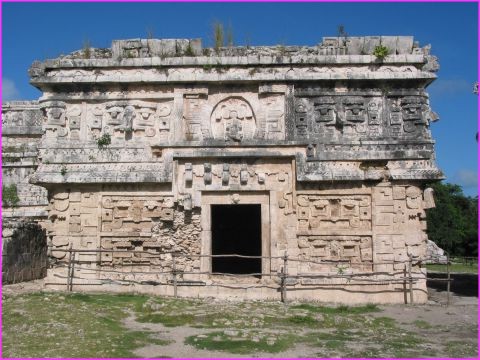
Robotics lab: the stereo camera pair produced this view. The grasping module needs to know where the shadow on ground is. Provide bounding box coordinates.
[427,272,478,297]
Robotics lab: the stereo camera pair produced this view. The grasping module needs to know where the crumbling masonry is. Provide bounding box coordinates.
[2,36,443,303]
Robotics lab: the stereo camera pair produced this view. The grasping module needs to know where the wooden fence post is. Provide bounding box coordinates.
[281,252,288,303]
[446,253,451,306]
[67,244,73,291]
[69,250,76,292]
[172,252,178,298]
[408,254,413,304]
[403,264,408,304]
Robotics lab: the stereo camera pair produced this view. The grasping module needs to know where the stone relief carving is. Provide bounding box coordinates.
[99,197,200,267]
[222,164,230,185]
[298,235,373,263]
[343,97,367,133]
[184,95,210,141]
[400,96,427,133]
[373,185,430,231]
[203,163,212,185]
[259,94,285,140]
[40,101,68,139]
[98,100,172,140]
[101,195,174,234]
[367,99,381,124]
[2,108,42,128]
[312,97,336,136]
[294,91,435,140]
[296,194,371,232]
[45,102,66,126]
[294,99,309,138]
[211,97,256,142]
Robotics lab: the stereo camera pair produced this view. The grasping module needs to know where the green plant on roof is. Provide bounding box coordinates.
[97,133,112,149]
[373,45,389,60]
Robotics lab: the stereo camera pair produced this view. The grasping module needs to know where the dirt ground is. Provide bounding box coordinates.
[2,278,478,358]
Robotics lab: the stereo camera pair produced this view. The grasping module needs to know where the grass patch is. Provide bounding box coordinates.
[371,316,396,329]
[413,319,432,329]
[3,292,474,358]
[382,334,426,358]
[2,292,167,358]
[426,263,478,274]
[287,315,318,326]
[444,340,478,358]
[185,331,295,354]
[290,303,379,315]
[136,313,195,327]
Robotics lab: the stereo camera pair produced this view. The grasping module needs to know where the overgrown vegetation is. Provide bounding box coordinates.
[213,21,224,53]
[82,38,91,59]
[426,182,478,256]
[96,133,112,149]
[184,42,195,57]
[2,184,20,207]
[373,45,389,60]
[60,165,67,176]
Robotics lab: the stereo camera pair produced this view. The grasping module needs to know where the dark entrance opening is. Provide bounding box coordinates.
[211,204,262,275]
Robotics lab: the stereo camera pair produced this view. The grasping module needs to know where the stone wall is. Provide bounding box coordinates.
[2,101,48,220]
[7,36,444,303]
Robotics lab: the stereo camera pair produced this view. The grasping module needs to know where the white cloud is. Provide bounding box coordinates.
[453,169,478,188]
[2,78,20,101]
[428,78,472,97]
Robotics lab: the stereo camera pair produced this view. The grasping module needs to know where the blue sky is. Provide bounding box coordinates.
[2,2,478,196]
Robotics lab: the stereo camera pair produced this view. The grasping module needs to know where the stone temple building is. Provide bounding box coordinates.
[2,36,443,303]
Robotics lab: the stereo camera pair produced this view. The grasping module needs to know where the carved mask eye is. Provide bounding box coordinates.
[51,108,62,119]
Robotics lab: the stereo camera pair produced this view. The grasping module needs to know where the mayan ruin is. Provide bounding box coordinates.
[2,36,444,303]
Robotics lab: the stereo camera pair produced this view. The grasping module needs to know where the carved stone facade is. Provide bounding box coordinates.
[3,36,443,303]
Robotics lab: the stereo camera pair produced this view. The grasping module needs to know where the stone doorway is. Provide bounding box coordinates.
[200,192,271,276]
[211,204,262,275]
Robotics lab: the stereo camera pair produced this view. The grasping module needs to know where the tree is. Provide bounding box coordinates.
[426,182,478,256]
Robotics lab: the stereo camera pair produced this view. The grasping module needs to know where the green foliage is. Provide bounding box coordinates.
[213,21,224,52]
[426,182,478,256]
[96,133,111,149]
[2,184,20,207]
[2,292,168,358]
[3,293,476,358]
[289,303,379,315]
[60,166,67,176]
[426,262,478,274]
[83,39,91,59]
[287,315,318,326]
[373,45,389,60]
[185,331,295,354]
[184,42,195,57]
[277,44,287,56]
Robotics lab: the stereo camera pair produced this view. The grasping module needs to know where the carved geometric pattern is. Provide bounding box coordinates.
[296,194,372,232]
